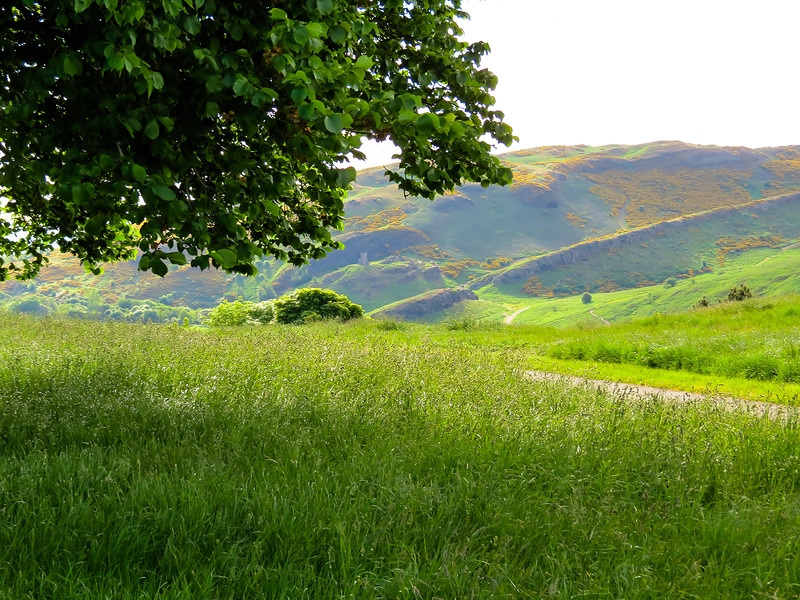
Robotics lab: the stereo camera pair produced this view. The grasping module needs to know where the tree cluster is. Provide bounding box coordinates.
[207,287,362,325]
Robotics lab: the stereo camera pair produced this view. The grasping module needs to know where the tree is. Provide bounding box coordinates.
[273,288,362,324]
[0,0,514,281]
[581,292,592,304]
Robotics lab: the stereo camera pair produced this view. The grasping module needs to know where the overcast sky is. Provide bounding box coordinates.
[355,0,800,167]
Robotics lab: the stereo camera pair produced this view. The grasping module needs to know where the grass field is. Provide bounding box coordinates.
[2,315,800,597]
[427,293,800,405]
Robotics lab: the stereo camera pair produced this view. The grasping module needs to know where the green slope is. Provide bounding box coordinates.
[476,245,800,327]
[4,141,800,321]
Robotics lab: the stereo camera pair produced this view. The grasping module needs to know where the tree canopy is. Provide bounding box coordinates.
[0,0,514,280]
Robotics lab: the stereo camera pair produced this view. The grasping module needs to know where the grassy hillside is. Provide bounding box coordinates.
[3,315,800,597]
[3,141,800,320]
[407,244,800,328]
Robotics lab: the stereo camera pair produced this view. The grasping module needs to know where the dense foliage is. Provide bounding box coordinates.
[0,0,514,280]
[273,287,362,323]
[205,298,274,325]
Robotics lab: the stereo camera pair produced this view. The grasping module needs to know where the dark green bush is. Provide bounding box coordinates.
[728,284,753,302]
[273,288,363,324]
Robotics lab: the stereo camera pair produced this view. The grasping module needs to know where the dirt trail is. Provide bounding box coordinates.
[504,306,531,325]
[525,370,799,420]
[589,310,610,325]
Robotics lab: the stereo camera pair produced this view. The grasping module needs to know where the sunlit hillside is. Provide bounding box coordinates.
[3,141,800,321]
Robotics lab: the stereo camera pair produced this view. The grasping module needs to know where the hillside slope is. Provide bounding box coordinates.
[3,141,800,321]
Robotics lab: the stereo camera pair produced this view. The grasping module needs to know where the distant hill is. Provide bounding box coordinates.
[3,141,800,322]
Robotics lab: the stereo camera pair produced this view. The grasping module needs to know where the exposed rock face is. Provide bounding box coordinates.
[490,191,800,286]
[421,265,442,281]
[378,287,477,320]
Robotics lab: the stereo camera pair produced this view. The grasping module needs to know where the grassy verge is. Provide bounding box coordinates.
[530,355,800,405]
[1,316,800,597]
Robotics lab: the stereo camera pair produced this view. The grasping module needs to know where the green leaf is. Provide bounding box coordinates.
[73,0,92,13]
[335,167,357,187]
[415,112,440,135]
[152,185,175,200]
[398,109,416,124]
[165,251,187,265]
[151,71,164,90]
[183,15,201,35]
[210,248,238,269]
[306,23,324,39]
[143,119,159,139]
[316,0,332,15]
[269,8,287,20]
[106,51,125,71]
[205,75,224,93]
[297,103,316,120]
[205,101,219,117]
[85,215,106,236]
[293,26,309,45]
[354,55,373,69]
[330,25,347,44]
[250,91,268,107]
[232,77,250,97]
[324,114,344,133]
[132,164,147,182]
[150,257,169,276]
[72,184,91,205]
[156,116,174,131]
[291,87,308,103]
[98,154,116,171]
[63,55,81,76]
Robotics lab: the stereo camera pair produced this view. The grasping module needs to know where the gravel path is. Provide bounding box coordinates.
[504,306,531,325]
[525,370,800,420]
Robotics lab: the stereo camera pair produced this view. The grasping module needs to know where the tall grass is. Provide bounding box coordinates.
[1,316,800,597]
[545,297,800,385]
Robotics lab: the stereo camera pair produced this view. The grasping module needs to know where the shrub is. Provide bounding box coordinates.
[273,288,363,325]
[728,284,753,302]
[581,292,592,304]
[247,301,275,324]
[444,314,478,331]
[206,299,253,326]
[10,297,50,316]
[376,318,407,331]
[206,299,276,326]
[663,277,677,288]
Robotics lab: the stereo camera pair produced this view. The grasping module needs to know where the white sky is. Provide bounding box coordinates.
[355,0,800,168]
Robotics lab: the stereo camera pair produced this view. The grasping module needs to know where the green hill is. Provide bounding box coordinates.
[3,141,800,321]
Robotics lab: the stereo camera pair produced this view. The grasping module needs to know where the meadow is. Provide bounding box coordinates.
[1,314,800,598]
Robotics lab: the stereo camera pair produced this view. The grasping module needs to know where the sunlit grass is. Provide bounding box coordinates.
[1,316,800,597]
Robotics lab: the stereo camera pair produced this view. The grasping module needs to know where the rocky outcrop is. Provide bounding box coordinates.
[377,287,477,320]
